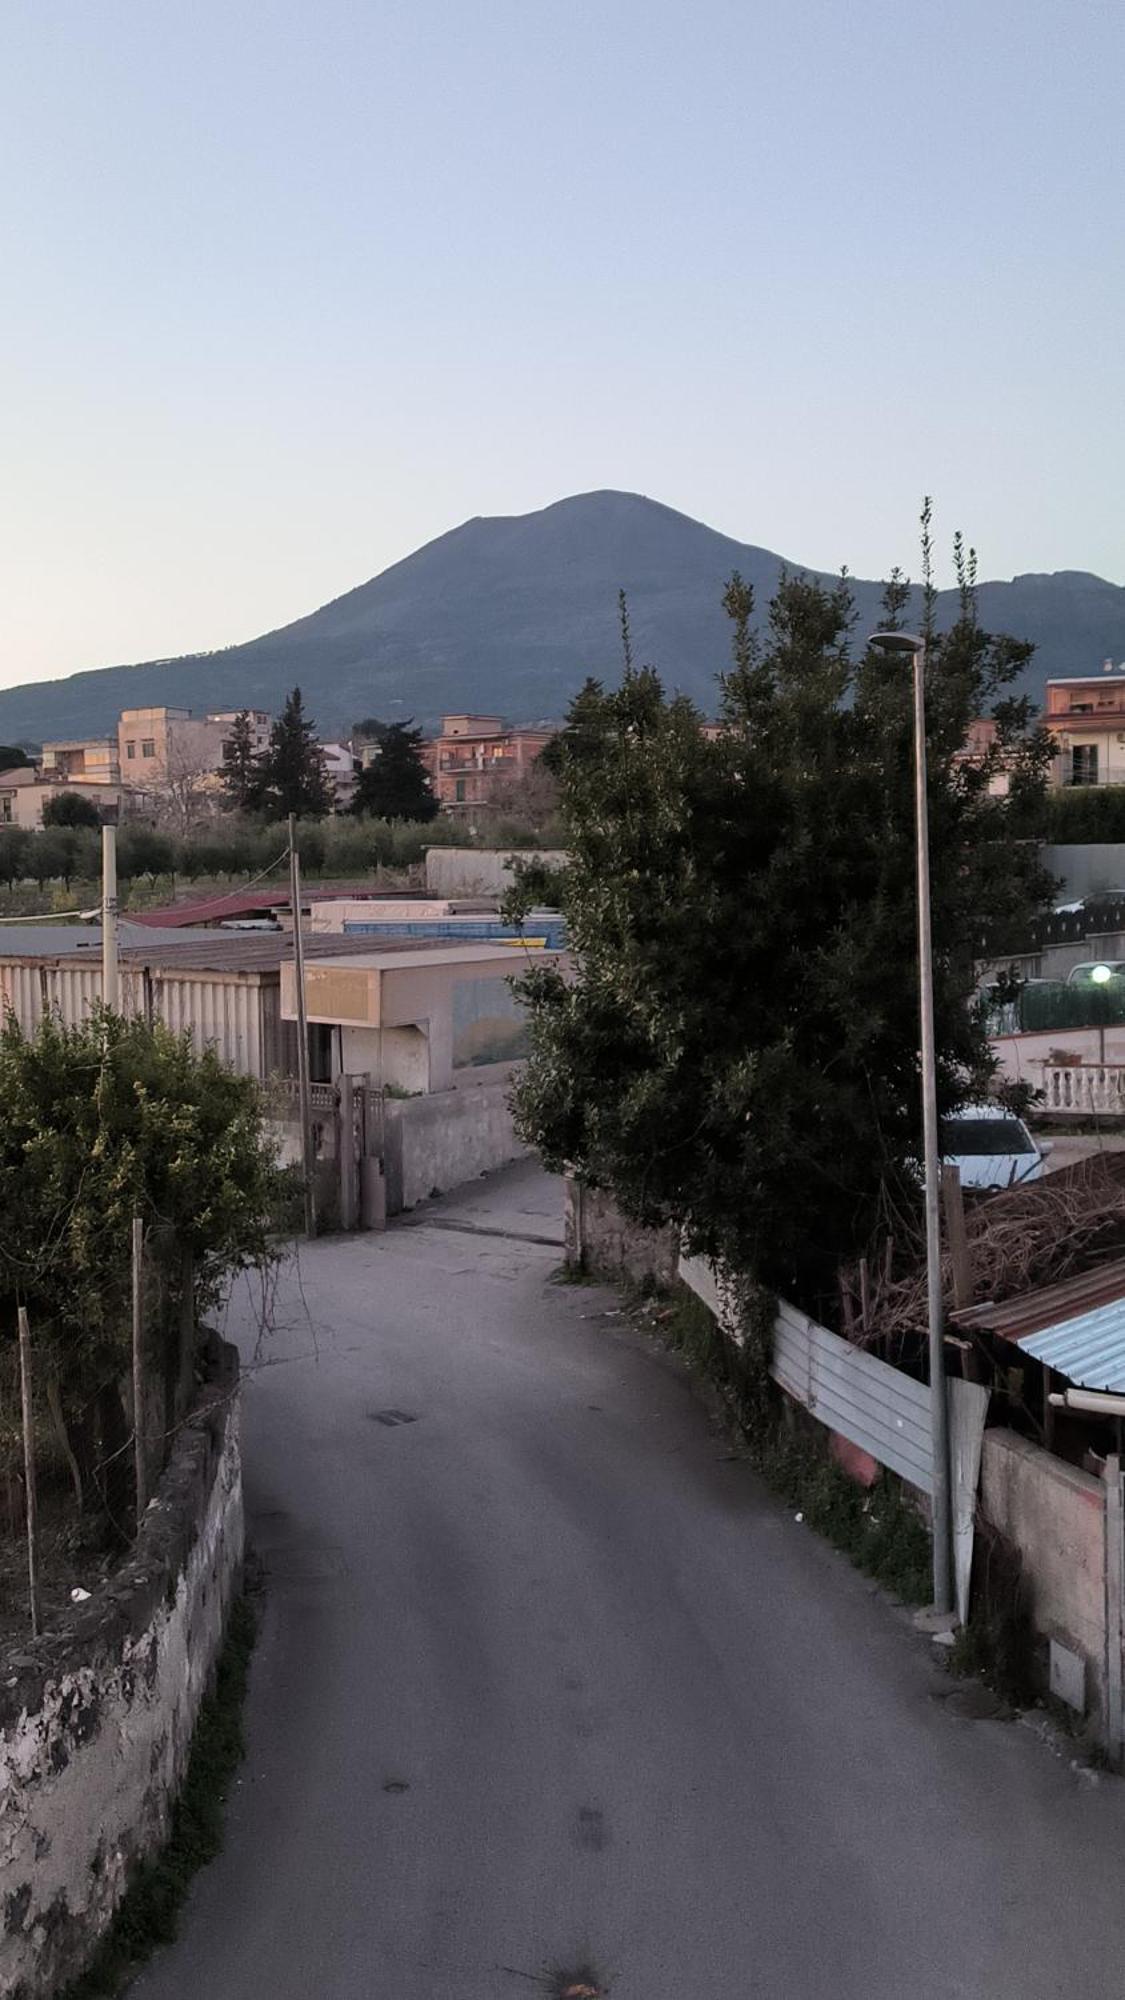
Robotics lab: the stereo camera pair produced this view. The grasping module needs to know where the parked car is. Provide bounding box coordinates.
[940,1105,1050,1192]
[1066,960,1125,989]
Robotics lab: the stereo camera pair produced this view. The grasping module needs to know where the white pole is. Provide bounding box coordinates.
[871,630,953,1618]
[289,815,317,1237]
[101,822,119,1010]
[911,640,954,1617]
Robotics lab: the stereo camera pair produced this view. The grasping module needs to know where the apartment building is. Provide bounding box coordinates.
[0,766,140,830]
[41,737,121,785]
[424,714,554,810]
[117,707,227,784]
[1045,667,1125,786]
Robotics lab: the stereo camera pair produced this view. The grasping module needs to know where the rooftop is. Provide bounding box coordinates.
[0,925,555,978]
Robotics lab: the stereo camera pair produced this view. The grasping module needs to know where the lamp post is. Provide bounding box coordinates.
[869,630,953,1616]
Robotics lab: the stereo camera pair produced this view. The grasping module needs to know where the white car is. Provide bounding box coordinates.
[940,1105,1049,1192]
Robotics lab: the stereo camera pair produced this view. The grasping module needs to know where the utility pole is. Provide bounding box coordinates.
[101,819,119,1010]
[289,814,317,1237]
[870,631,953,1617]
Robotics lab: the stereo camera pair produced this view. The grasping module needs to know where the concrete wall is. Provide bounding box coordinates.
[0,1343,243,2000]
[980,1429,1106,1718]
[383,1069,528,1211]
[563,1178,679,1287]
[425,847,567,900]
[991,1024,1125,1083]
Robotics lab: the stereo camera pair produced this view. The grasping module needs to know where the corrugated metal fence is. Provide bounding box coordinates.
[770,1298,935,1493]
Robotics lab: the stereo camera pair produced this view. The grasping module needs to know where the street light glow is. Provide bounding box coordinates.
[1091,964,1114,984]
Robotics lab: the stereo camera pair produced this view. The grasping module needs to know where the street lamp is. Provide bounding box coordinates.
[869,629,953,1617]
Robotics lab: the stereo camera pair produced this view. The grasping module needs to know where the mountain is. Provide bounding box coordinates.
[3,492,1124,742]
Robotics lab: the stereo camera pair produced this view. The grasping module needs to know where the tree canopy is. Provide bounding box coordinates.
[508,536,1054,1312]
[254,687,334,820]
[41,788,103,829]
[351,719,438,822]
[220,708,263,814]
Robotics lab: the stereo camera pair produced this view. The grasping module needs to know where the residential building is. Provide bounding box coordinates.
[424,713,554,811]
[0,766,141,830]
[952,718,1010,796]
[117,707,229,788]
[321,741,359,812]
[40,737,121,785]
[1045,667,1125,787]
[207,709,273,761]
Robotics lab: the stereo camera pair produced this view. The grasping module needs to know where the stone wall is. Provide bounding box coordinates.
[564,1178,679,1287]
[383,1069,528,1212]
[0,1341,243,2000]
[980,1428,1106,1719]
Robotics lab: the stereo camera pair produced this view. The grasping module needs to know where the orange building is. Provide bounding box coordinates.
[424,714,554,811]
[1044,668,1125,786]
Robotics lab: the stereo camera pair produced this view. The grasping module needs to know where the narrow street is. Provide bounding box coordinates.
[136,1161,1125,2000]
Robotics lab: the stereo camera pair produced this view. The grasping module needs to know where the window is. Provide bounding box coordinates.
[455,778,466,803]
[141,738,156,759]
[126,741,136,759]
[1070,702,1094,714]
[0,795,11,823]
[941,1116,1035,1157]
[1072,745,1099,785]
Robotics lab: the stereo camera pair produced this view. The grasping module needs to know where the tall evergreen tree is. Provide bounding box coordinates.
[508,527,1055,1314]
[255,688,334,820]
[220,709,263,813]
[351,720,438,821]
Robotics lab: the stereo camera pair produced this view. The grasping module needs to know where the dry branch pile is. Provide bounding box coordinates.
[841,1154,1125,1356]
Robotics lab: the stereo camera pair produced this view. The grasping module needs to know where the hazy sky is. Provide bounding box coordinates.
[2,0,1121,691]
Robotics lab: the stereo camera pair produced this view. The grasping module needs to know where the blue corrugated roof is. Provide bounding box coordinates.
[1019,1304,1125,1392]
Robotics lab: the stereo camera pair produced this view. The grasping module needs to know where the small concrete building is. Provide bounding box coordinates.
[280,939,561,1094]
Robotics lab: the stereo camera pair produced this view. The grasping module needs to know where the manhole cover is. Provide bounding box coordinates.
[367,1409,418,1427]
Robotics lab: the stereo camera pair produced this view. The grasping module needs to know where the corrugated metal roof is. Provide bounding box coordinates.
[1018,1303,1125,1393]
[133,885,427,927]
[954,1257,1125,1342]
[955,1257,1125,1390]
[0,925,556,978]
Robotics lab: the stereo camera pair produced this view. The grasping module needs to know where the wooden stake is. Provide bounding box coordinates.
[941,1164,974,1310]
[132,1216,149,1528]
[18,1307,42,1639]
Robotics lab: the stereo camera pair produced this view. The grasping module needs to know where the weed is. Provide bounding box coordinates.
[634,1280,932,1606]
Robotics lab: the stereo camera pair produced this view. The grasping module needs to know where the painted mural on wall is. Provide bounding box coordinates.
[452,976,531,1068]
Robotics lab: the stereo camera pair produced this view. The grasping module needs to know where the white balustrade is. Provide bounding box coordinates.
[1039,1063,1125,1116]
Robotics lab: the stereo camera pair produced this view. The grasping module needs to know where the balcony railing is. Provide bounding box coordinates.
[1039,1063,1125,1116]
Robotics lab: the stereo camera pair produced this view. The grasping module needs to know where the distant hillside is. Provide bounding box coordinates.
[3,491,1124,742]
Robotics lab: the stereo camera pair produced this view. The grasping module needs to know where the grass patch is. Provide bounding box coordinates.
[61,1568,261,1999]
[639,1281,932,1606]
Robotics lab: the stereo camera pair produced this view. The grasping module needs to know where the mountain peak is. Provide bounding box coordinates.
[0,493,1122,742]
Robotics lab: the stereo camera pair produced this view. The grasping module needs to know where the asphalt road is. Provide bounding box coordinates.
[135,1162,1125,2000]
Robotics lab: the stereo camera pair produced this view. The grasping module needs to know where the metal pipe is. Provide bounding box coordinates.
[288,815,317,1237]
[101,822,119,1011]
[1049,1387,1125,1417]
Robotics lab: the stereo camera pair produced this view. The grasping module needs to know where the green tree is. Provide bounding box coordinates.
[351,720,438,821]
[254,687,334,821]
[0,745,33,770]
[0,1010,286,1521]
[0,826,31,887]
[508,537,1054,1313]
[220,708,264,813]
[41,789,103,829]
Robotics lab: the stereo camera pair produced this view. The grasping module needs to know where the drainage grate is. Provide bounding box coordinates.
[367,1409,419,1427]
